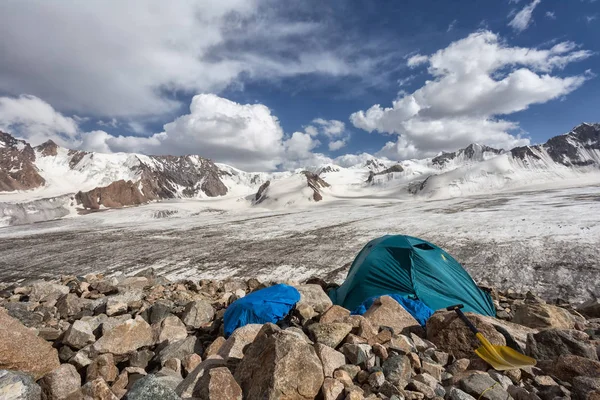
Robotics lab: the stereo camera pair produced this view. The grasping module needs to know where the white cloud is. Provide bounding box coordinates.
[0,1,379,119]
[545,11,556,20]
[333,153,381,168]
[304,125,319,137]
[350,31,591,160]
[586,15,598,23]
[0,95,78,146]
[328,139,347,151]
[508,0,542,33]
[0,93,341,171]
[312,119,345,137]
[407,54,429,68]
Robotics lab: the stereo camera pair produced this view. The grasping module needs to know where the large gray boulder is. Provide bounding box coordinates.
[526,329,598,361]
[29,282,69,303]
[0,370,41,400]
[296,284,333,314]
[181,300,215,329]
[125,375,180,400]
[39,364,81,400]
[234,324,324,399]
[92,316,153,356]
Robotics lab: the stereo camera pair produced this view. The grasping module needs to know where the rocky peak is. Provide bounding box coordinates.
[35,140,59,157]
[366,164,404,183]
[542,123,600,167]
[432,143,503,167]
[302,171,330,202]
[0,131,45,191]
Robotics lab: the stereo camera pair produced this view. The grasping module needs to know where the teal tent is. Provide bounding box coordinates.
[328,235,495,317]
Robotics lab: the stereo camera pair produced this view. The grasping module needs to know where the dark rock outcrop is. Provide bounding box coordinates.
[76,180,149,209]
[432,143,503,167]
[0,131,45,191]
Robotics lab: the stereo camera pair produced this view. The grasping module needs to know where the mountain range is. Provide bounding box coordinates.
[1,123,599,226]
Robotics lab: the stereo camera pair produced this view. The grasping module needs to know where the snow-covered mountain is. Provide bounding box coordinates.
[1,123,600,226]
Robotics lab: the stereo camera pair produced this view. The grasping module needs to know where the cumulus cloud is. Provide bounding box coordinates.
[328,139,347,151]
[313,119,345,137]
[545,11,556,20]
[0,95,78,146]
[350,31,592,160]
[0,1,381,119]
[508,0,542,32]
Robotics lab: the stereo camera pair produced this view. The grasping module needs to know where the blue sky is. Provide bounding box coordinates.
[0,0,598,170]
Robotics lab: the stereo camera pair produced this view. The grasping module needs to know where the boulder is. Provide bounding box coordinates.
[322,377,345,400]
[86,354,118,384]
[176,358,227,398]
[181,300,214,329]
[235,324,324,399]
[513,302,579,330]
[382,354,412,387]
[92,317,154,356]
[39,364,81,400]
[63,320,96,350]
[152,315,187,345]
[124,375,180,400]
[183,354,202,375]
[579,299,600,319]
[314,344,346,377]
[2,302,44,328]
[296,284,333,313]
[194,367,242,400]
[101,315,132,336]
[340,344,374,368]
[426,311,506,359]
[129,350,155,369]
[527,329,598,361]
[549,354,600,382]
[0,370,42,400]
[145,301,174,325]
[156,336,201,365]
[0,308,60,380]
[153,368,183,392]
[29,282,70,303]
[572,376,600,400]
[307,323,352,349]
[459,373,511,400]
[204,337,226,358]
[56,294,84,318]
[320,306,351,324]
[363,295,419,334]
[68,378,117,400]
[218,324,262,360]
[448,387,477,400]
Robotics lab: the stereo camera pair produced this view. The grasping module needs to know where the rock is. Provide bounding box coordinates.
[386,334,416,354]
[111,372,128,399]
[447,359,470,375]
[372,343,389,360]
[315,344,346,378]
[63,320,96,350]
[183,354,202,375]
[333,370,353,387]
[285,327,313,344]
[90,279,118,295]
[92,316,154,356]
[181,300,214,329]
[194,367,242,400]
[513,302,578,329]
[39,364,81,400]
[105,299,127,317]
[413,373,445,396]
[322,377,345,400]
[70,378,117,400]
[0,308,60,380]
[338,365,361,380]
[156,336,201,365]
[426,311,506,359]
[321,306,351,324]
[162,359,181,374]
[526,329,598,361]
[146,302,173,325]
[382,355,412,387]
[153,368,183,392]
[340,344,374,368]
[56,294,84,318]
[488,370,513,390]
[343,333,367,345]
[235,324,324,399]
[218,324,262,360]
[296,284,333,314]
[117,277,149,291]
[0,370,42,400]
[70,348,92,369]
[2,303,44,328]
[129,350,155,369]
[296,303,317,322]
[421,361,444,381]
[101,315,133,336]
[368,371,385,390]
[363,296,419,335]
[38,328,61,341]
[406,380,436,398]
[459,374,512,400]
[507,385,542,400]
[87,354,118,384]
[204,337,226,358]
[410,333,433,352]
[308,323,353,349]
[124,375,179,400]
[176,358,227,398]
[572,376,600,400]
[550,354,600,382]
[153,315,187,345]
[579,299,600,319]
[448,387,477,400]
[29,282,70,303]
